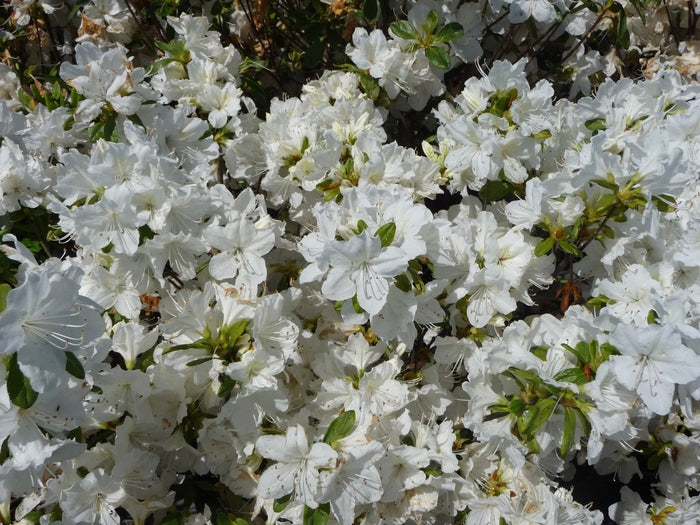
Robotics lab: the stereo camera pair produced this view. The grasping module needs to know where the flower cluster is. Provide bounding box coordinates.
[1,1,699,525]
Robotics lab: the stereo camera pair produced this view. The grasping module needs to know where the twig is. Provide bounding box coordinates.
[489,23,520,65]
[561,7,607,63]
[577,209,614,254]
[661,0,680,46]
[124,0,166,40]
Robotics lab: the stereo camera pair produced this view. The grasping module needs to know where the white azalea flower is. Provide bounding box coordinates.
[319,442,384,525]
[609,323,700,415]
[60,469,127,525]
[320,231,409,315]
[0,263,103,392]
[256,425,338,508]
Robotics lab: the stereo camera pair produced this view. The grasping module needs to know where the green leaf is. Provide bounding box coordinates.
[591,177,619,191]
[221,319,250,343]
[138,346,155,370]
[408,266,425,294]
[354,219,369,235]
[480,180,514,203]
[49,503,63,522]
[154,40,175,54]
[571,215,586,239]
[0,437,10,465]
[351,295,364,314]
[562,342,591,364]
[553,367,588,385]
[299,135,309,154]
[218,377,237,398]
[531,129,552,139]
[522,398,556,438]
[273,493,293,513]
[586,340,601,362]
[408,258,422,272]
[599,342,620,360]
[163,339,211,354]
[425,45,450,70]
[303,503,330,525]
[17,88,35,110]
[488,88,519,116]
[0,283,11,313]
[531,345,548,361]
[534,237,555,257]
[403,42,423,53]
[361,0,380,22]
[155,39,191,63]
[20,238,42,255]
[357,70,380,98]
[186,357,214,367]
[323,410,356,447]
[422,10,440,35]
[561,406,577,456]
[30,83,42,102]
[558,240,582,257]
[593,194,619,218]
[147,57,181,75]
[67,1,83,21]
[70,87,81,107]
[574,407,592,435]
[508,397,526,415]
[7,353,39,409]
[614,6,629,48]
[67,426,83,442]
[646,450,664,470]
[63,115,76,131]
[507,367,542,385]
[585,118,607,132]
[434,22,464,43]
[64,351,85,379]
[374,222,396,247]
[587,294,614,310]
[487,401,511,417]
[422,466,441,477]
[651,194,676,212]
[88,121,105,143]
[525,436,541,454]
[51,81,62,100]
[390,20,420,40]
[394,273,412,293]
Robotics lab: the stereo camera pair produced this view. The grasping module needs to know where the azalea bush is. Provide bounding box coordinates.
[0,0,699,524]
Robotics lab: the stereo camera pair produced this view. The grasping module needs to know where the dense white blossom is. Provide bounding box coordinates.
[0,2,699,524]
